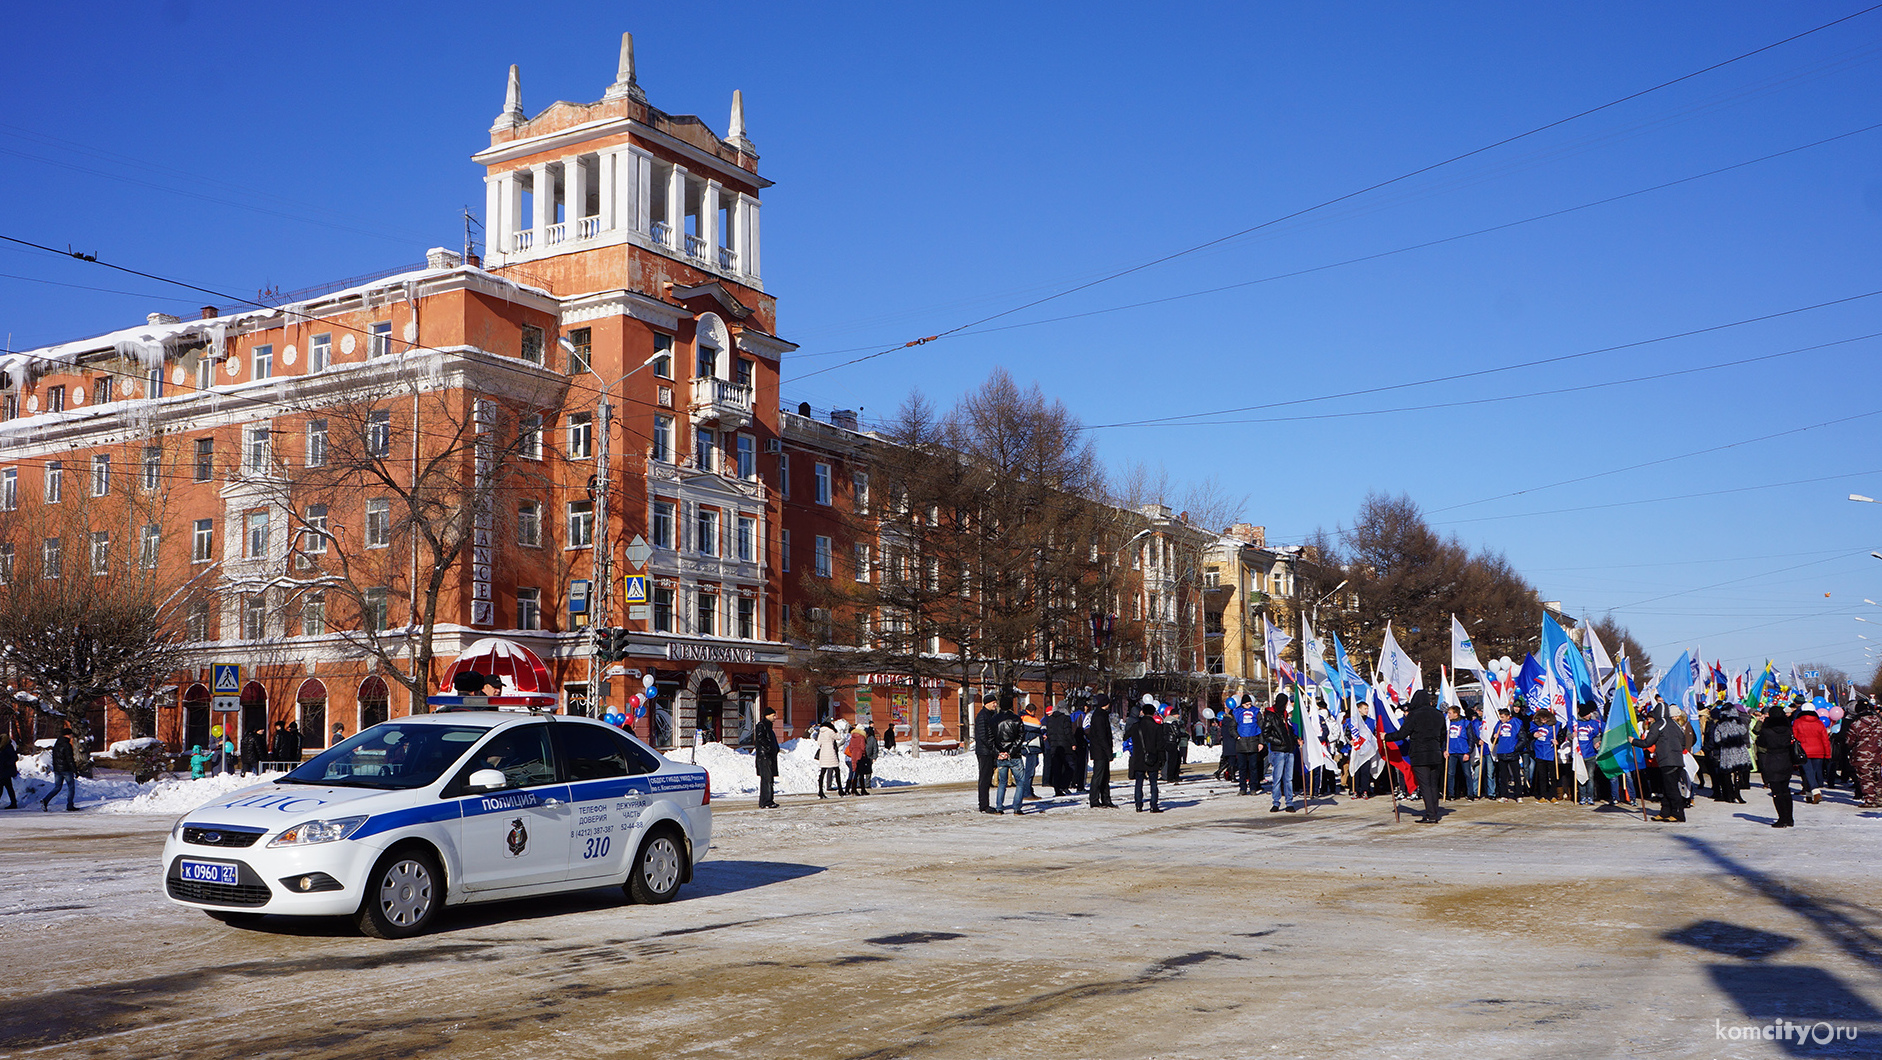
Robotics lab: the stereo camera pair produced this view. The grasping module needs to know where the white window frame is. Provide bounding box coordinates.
[736,434,755,479]
[141,447,161,491]
[652,500,675,550]
[91,455,110,497]
[815,462,831,505]
[365,499,391,548]
[567,412,593,459]
[192,519,213,563]
[1,468,14,511]
[517,501,542,547]
[567,500,594,548]
[519,414,543,460]
[814,534,832,578]
[736,515,756,563]
[252,343,273,380]
[45,461,62,504]
[695,508,719,557]
[367,410,391,458]
[306,420,327,468]
[368,321,392,359]
[781,528,791,572]
[139,525,160,570]
[651,415,672,463]
[90,531,110,575]
[310,333,332,372]
[245,512,269,559]
[517,587,542,630]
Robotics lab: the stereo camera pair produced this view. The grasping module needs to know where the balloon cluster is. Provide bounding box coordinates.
[626,673,656,722]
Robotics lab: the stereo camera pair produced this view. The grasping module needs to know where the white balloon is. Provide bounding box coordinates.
[642,673,654,689]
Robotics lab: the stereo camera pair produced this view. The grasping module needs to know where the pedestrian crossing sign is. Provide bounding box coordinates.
[212,664,240,694]
[622,576,648,605]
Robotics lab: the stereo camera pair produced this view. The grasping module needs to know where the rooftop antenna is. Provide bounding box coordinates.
[463,207,484,264]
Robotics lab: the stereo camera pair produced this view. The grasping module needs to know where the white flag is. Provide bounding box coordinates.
[1349,697,1380,780]
[1301,615,1332,685]
[1379,623,1422,701]
[1263,617,1293,674]
[1584,622,1616,696]
[1450,615,1485,674]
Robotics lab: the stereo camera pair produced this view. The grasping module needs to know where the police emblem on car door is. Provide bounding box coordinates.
[505,818,528,858]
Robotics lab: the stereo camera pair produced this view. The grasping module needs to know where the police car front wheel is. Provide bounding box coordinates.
[626,830,684,904]
[356,848,443,939]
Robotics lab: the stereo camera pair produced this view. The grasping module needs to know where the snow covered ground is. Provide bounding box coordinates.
[2,762,1879,1059]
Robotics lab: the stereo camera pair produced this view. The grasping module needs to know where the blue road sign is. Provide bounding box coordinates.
[623,575,648,604]
[212,664,241,694]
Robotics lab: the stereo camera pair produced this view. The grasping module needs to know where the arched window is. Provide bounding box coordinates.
[358,676,389,730]
[297,678,329,749]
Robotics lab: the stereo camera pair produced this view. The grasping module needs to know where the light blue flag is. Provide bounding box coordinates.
[1541,616,1597,708]
[1655,651,1695,723]
[1332,632,1367,701]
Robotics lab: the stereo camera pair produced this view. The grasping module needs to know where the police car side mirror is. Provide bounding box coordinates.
[466,768,509,794]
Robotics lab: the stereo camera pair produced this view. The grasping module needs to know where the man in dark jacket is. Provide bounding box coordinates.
[992,699,1027,814]
[41,727,79,811]
[973,691,1003,814]
[0,735,18,809]
[1392,690,1447,823]
[1085,694,1116,807]
[1262,695,1300,812]
[1632,705,1692,822]
[270,721,289,764]
[1127,704,1165,812]
[1045,702,1076,797]
[753,705,781,808]
[280,721,303,764]
[240,726,266,775]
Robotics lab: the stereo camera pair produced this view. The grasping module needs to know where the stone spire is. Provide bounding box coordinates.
[604,31,646,102]
[727,89,755,154]
[491,64,525,132]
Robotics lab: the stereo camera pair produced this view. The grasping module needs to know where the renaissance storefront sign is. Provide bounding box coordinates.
[666,642,761,665]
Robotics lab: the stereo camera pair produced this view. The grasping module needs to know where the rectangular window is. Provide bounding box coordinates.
[652,334,673,379]
[194,438,213,481]
[853,472,869,512]
[42,537,60,580]
[564,327,590,374]
[0,542,12,584]
[695,508,718,556]
[93,377,113,405]
[735,358,754,388]
[90,531,110,575]
[780,453,790,499]
[139,525,159,570]
[519,414,542,460]
[3,468,17,511]
[195,355,213,391]
[252,343,273,380]
[192,519,213,563]
[652,586,674,633]
[652,500,674,549]
[517,501,541,547]
[815,462,831,505]
[736,515,755,563]
[306,420,327,468]
[651,415,672,462]
[245,512,269,558]
[781,528,791,572]
[302,593,326,636]
[243,594,266,640]
[696,591,717,637]
[90,455,110,497]
[517,588,542,630]
[567,500,594,548]
[855,543,871,582]
[737,596,756,640]
[365,499,390,547]
[814,535,832,578]
[3,394,14,419]
[364,588,388,633]
[567,412,593,459]
[146,367,162,399]
[310,333,332,372]
[244,426,271,472]
[301,505,329,558]
[368,321,392,359]
[186,601,209,641]
[44,461,62,504]
[736,434,755,480]
[694,427,714,472]
[48,386,65,412]
[142,447,161,490]
[696,343,716,380]
[367,410,391,458]
[519,325,544,366]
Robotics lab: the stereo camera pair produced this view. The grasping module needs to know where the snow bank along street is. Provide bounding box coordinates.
[4,765,1880,1060]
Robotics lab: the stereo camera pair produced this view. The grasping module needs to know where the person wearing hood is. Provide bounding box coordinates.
[753,705,781,808]
[1261,694,1300,813]
[1631,705,1693,822]
[1845,699,1882,808]
[1791,703,1833,804]
[815,717,846,799]
[240,725,267,775]
[1126,699,1165,812]
[1703,705,1751,804]
[1085,693,1118,808]
[1754,703,1796,827]
[1391,690,1447,823]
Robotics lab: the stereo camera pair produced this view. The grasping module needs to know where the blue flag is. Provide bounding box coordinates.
[1332,632,1367,701]
[1655,651,1695,722]
[1541,616,1596,707]
[1516,654,1548,706]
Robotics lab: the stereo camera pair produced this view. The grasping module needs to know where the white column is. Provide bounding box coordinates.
[598,151,617,232]
[666,165,687,250]
[632,151,652,234]
[483,176,501,261]
[502,172,524,255]
[530,163,551,239]
[745,197,761,280]
[703,181,721,263]
[567,156,589,235]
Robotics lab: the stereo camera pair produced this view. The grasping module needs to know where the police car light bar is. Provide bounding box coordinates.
[427,693,560,713]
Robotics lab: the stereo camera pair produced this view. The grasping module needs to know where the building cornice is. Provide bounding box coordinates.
[471,116,772,191]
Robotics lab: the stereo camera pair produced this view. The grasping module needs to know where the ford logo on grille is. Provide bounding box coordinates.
[202,832,222,844]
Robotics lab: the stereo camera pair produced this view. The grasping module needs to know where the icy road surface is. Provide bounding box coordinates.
[3,771,1880,1059]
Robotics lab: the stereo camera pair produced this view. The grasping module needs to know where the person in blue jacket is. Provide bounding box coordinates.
[1233,697,1264,795]
[1574,703,1604,804]
[1445,705,1478,800]
[1492,706,1525,802]
[1530,707,1561,801]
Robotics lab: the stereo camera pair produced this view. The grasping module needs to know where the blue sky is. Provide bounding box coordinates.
[4,2,1880,681]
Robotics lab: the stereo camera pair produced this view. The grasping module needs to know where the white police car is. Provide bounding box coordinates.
[161,712,711,938]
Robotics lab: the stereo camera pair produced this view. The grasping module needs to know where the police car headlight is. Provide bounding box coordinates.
[170,815,188,840]
[268,816,369,847]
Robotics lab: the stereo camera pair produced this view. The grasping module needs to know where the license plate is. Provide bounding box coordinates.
[179,859,239,886]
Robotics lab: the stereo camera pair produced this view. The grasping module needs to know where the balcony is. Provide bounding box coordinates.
[577,216,601,240]
[691,376,754,429]
[717,246,739,271]
[685,233,710,259]
[511,229,534,253]
[651,220,672,248]
[544,222,567,247]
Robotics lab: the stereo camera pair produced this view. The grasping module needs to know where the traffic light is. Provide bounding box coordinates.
[593,627,630,662]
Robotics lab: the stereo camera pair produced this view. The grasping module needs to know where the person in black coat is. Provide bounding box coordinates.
[1085,694,1116,807]
[270,721,288,764]
[240,726,266,775]
[1755,704,1796,828]
[0,735,18,809]
[280,721,303,764]
[1631,706,1692,822]
[753,705,781,808]
[973,691,1003,814]
[41,728,79,811]
[1391,690,1447,823]
[1045,703,1077,797]
[1127,704,1165,812]
[1162,707,1186,784]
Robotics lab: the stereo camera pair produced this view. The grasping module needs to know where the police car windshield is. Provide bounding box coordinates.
[280,723,489,789]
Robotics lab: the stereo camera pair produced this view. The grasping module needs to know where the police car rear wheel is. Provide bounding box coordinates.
[356,849,442,938]
[626,831,683,904]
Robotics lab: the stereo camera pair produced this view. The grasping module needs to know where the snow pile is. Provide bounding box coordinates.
[108,737,164,756]
[95,773,261,816]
